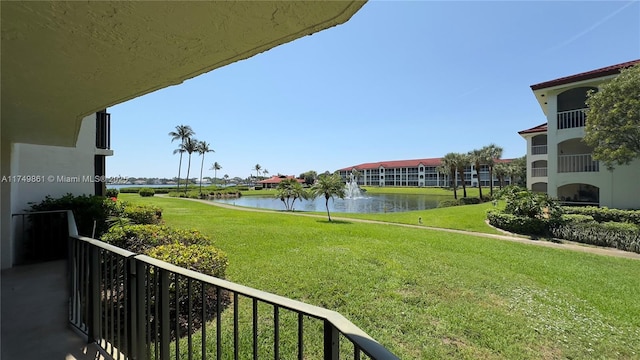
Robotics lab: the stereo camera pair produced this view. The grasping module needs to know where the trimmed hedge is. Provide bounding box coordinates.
[101,224,209,253]
[487,210,553,236]
[562,206,640,225]
[438,199,460,208]
[138,188,155,197]
[551,222,640,253]
[459,197,481,205]
[105,188,119,198]
[146,243,228,279]
[123,204,162,225]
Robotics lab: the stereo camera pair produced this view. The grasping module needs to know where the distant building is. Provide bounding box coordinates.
[337,158,513,188]
[258,175,305,189]
[521,59,640,209]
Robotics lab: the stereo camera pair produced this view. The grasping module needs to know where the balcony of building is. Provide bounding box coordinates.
[556,86,596,130]
[557,139,599,173]
[531,160,548,177]
[5,211,398,360]
[557,184,599,206]
[531,134,548,155]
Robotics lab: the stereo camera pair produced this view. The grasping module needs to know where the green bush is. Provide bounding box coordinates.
[560,214,595,224]
[487,210,552,236]
[101,224,210,253]
[123,204,162,225]
[459,197,481,205]
[105,188,119,198]
[146,243,228,279]
[562,206,640,225]
[29,194,109,237]
[146,243,229,339]
[551,222,640,253]
[120,187,176,194]
[138,188,155,197]
[438,199,460,208]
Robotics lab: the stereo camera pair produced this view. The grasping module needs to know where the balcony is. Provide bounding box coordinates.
[8,210,398,360]
[531,167,548,177]
[531,144,547,155]
[557,108,587,130]
[558,154,599,173]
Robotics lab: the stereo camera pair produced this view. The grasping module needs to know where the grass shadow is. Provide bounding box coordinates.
[315,219,353,225]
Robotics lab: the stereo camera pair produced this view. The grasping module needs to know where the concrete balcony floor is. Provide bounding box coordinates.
[1,260,106,360]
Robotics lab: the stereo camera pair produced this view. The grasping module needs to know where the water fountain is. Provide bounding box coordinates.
[345,173,364,199]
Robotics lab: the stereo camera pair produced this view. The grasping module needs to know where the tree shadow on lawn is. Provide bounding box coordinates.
[315,219,353,225]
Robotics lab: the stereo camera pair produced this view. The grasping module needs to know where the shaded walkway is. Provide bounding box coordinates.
[1,260,107,360]
[181,197,640,261]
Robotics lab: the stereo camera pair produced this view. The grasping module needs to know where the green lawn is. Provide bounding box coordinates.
[120,194,640,359]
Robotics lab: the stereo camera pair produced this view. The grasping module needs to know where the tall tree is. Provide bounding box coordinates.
[275,178,308,211]
[168,125,195,189]
[210,162,222,184]
[196,141,214,193]
[484,144,503,197]
[584,64,640,169]
[262,168,269,178]
[223,174,229,186]
[310,173,346,222]
[455,153,471,198]
[299,170,318,185]
[253,164,262,183]
[182,138,198,194]
[440,153,459,199]
[493,162,510,189]
[468,148,488,200]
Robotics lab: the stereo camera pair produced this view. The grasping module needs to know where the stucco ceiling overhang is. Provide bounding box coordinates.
[1,1,365,147]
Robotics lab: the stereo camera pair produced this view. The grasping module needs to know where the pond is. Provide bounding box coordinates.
[210,193,449,213]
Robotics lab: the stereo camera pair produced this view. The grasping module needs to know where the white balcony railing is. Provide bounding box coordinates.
[557,108,587,129]
[531,167,548,177]
[558,154,599,173]
[531,145,548,155]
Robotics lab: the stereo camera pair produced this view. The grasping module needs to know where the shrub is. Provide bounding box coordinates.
[139,188,155,197]
[146,243,230,339]
[551,222,640,253]
[101,224,210,253]
[503,190,562,220]
[105,188,119,199]
[123,204,162,225]
[487,210,552,236]
[438,199,460,208]
[560,214,595,224]
[562,206,640,225]
[459,197,481,205]
[29,193,109,237]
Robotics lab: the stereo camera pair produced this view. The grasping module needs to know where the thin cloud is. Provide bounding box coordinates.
[544,0,638,53]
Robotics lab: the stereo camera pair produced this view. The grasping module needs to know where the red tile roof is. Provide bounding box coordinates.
[338,157,513,171]
[258,175,304,184]
[518,123,548,135]
[530,59,640,90]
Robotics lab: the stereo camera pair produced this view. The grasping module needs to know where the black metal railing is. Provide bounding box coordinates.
[65,211,398,360]
[96,111,111,150]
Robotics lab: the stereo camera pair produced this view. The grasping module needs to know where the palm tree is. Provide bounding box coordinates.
[262,168,269,178]
[440,153,459,199]
[223,174,229,186]
[253,164,262,183]
[310,173,346,222]
[168,125,195,190]
[468,148,489,200]
[484,144,503,197]
[210,162,222,184]
[275,178,308,211]
[454,153,471,198]
[493,162,510,189]
[182,137,198,194]
[196,141,214,193]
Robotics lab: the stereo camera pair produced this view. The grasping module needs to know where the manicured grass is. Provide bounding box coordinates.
[329,202,502,234]
[120,194,640,359]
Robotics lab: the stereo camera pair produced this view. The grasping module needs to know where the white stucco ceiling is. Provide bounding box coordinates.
[1,1,365,147]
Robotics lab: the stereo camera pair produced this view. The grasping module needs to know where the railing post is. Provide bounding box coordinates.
[323,320,339,360]
[88,245,101,343]
[159,269,171,360]
[135,259,147,360]
[127,256,138,359]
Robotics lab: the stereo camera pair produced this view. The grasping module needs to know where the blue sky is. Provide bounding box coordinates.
[108,1,640,180]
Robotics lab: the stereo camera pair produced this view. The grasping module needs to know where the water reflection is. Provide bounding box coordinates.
[211,193,448,213]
